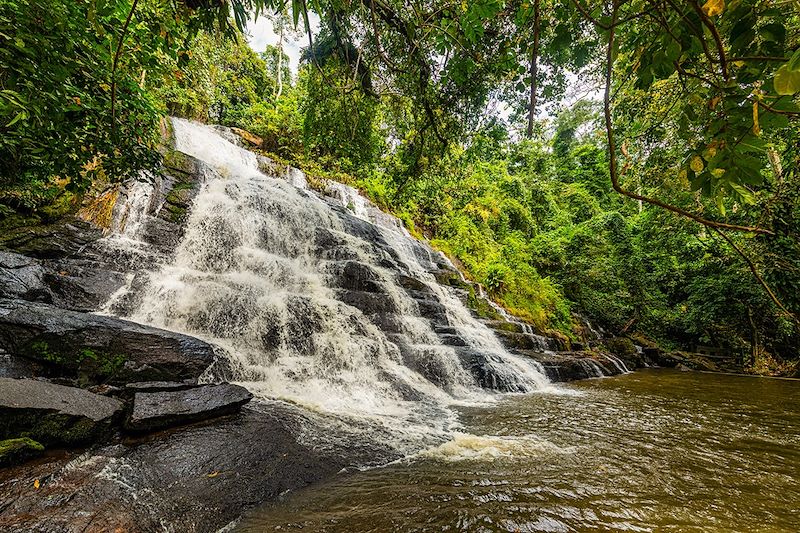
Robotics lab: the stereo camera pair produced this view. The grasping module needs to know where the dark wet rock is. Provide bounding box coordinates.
[0,298,222,384]
[414,299,450,323]
[513,350,620,382]
[0,378,123,446]
[0,437,44,467]
[371,313,406,334]
[141,216,184,251]
[439,333,468,347]
[397,274,431,293]
[604,336,642,368]
[401,345,467,390]
[642,346,662,366]
[42,260,127,312]
[337,289,397,315]
[0,405,382,533]
[0,220,103,259]
[0,348,45,379]
[324,260,384,292]
[0,252,47,302]
[125,383,253,432]
[494,330,553,351]
[455,348,529,393]
[0,251,127,312]
[434,325,459,335]
[318,244,362,261]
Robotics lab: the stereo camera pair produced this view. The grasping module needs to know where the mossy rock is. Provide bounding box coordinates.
[38,190,80,222]
[162,149,202,178]
[604,337,637,358]
[23,339,128,384]
[465,286,502,320]
[1,410,106,446]
[0,437,44,467]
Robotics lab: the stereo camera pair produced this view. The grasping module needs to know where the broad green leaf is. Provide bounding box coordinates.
[774,65,800,95]
[787,48,800,72]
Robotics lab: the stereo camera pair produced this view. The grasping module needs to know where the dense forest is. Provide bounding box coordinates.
[1,0,799,374]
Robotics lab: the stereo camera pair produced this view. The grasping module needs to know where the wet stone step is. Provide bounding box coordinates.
[125,383,253,433]
[322,260,385,293]
[336,290,398,315]
[439,334,468,347]
[413,299,449,324]
[397,274,431,293]
[0,377,124,446]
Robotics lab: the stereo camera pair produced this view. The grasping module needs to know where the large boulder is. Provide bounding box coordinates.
[0,219,103,259]
[125,383,253,432]
[0,251,127,312]
[0,378,123,446]
[0,298,224,384]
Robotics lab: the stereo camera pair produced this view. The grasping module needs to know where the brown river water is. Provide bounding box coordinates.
[237,369,800,532]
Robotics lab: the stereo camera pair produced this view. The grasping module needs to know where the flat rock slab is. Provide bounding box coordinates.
[126,383,253,432]
[0,405,388,532]
[0,298,225,384]
[0,378,123,445]
[124,379,199,393]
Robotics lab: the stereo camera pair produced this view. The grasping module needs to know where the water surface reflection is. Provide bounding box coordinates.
[238,369,800,532]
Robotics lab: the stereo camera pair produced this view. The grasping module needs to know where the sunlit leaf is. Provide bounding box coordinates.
[774,65,800,95]
[690,156,705,173]
[702,0,725,17]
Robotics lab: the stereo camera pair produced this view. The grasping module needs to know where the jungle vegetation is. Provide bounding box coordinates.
[1,0,798,373]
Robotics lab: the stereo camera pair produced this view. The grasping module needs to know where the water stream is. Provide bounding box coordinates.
[237,369,800,532]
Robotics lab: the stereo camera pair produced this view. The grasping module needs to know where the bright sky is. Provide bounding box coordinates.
[245,12,320,74]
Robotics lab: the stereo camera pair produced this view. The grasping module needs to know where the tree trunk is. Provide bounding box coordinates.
[276,23,284,100]
[526,0,541,139]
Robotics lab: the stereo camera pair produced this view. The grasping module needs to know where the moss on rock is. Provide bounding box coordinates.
[24,339,127,383]
[0,437,45,467]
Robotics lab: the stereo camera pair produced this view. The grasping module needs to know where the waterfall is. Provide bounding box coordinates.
[104,118,551,452]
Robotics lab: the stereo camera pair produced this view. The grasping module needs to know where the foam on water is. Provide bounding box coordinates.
[415,432,573,462]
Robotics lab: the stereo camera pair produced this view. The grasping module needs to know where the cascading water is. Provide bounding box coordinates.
[104,118,552,454]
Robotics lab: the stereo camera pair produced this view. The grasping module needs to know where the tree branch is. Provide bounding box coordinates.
[713,228,799,326]
[602,0,773,235]
[110,0,140,141]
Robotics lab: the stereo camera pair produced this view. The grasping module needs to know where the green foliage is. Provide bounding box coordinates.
[301,59,381,171]
[0,0,166,203]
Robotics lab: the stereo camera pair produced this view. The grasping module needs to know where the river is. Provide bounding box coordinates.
[237,369,800,532]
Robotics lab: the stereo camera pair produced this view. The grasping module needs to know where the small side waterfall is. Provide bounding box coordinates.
[104,118,552,452]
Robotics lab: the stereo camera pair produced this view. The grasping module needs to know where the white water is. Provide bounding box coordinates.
[105,118,553,453]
